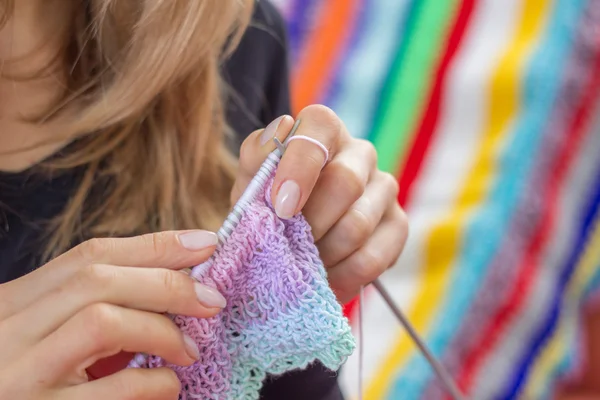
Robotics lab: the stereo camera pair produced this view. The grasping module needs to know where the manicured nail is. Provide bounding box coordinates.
[260,115,288,146]
[194,282,227,308]
[275,180,300,219]
[178,231,218,251]
[183,334,200,361]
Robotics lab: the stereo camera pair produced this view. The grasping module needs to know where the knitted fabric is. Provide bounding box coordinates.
[130,176,355,399]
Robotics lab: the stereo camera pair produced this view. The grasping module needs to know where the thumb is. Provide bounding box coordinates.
[230,115,295,204]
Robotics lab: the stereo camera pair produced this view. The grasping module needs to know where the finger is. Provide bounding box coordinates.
[316,171,397,266]
[271,105,350,219]
[29,304,199,384]
[4,265,225,347]
[60,368,181,400]
[0,230,217,319]
[327,206,408,303]
[231,115,295,204]
[303,140,378,241]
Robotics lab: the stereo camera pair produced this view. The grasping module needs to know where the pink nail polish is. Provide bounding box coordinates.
[178,231,218,251]
[183,334,201,361]
[194,282,227,308]
[275,180,300,219]
[260,115,287,146]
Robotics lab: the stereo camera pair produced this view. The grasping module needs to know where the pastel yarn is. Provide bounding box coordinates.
[129,174,355,399]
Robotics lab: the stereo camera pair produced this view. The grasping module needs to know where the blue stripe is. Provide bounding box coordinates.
[321,0,371,108]
[286,0,323,60]
[501,167,600,398]
[324,0,412,138]
[388,0,588,398]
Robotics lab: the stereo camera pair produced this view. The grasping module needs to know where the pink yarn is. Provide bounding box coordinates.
[129,176,355,399]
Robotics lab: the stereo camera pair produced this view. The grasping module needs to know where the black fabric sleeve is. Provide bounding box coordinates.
[222,0,292,156]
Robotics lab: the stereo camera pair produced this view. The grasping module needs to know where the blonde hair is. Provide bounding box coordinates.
[1,0,254,259]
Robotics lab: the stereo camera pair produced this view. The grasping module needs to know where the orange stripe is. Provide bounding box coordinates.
[291,0,358,112]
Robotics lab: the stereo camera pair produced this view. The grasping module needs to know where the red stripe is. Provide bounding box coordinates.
[344,0,477,321]
[397,0,477,207]
[343,297,359,318]
[453,46,600,397]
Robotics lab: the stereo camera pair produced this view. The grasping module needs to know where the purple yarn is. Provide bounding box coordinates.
[129,175,355,399]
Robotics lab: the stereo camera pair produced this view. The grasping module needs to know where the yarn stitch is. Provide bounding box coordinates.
[129,173,355,399]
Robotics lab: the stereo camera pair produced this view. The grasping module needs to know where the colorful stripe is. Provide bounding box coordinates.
[275,0,600,398]
[369,0,461,174]
[325,0,412,139]
[498,25,600,400]
[290,0,362,112]
[454,1,587,396]
[523,160,600,398]
[389,0,561,398]
[396,0,476,206]
[285,0,323,57]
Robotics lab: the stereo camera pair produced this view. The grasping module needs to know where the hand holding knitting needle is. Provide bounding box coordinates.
[232,105,409,303]
[0,231,227,400]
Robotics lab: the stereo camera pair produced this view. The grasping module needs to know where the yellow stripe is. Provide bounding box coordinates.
[365,1,553,398]
[524,216,600,398]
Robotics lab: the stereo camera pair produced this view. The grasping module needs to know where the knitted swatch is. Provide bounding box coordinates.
[129,177,355,399]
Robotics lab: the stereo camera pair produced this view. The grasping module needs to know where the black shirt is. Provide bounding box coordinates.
[0,2,343,399]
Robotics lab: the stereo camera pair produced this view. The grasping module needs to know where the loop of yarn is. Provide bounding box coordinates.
[129,176,355,399]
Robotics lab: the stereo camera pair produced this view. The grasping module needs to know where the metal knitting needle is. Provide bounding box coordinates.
[272,120,465,400]
[134,118,466,400]
[372,280,466,400]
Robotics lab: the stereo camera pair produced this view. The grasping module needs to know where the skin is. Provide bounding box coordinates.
[0,1,407,398]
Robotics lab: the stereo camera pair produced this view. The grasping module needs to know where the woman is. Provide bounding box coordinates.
[0,1,407,399]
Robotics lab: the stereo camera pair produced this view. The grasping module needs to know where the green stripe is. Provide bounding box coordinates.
[369,0,461,174]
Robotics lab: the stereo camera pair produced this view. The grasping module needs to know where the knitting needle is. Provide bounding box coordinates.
[372,279,466,400]
[134,119,466,400]
[129,121,303,368]
[272,121,465,399]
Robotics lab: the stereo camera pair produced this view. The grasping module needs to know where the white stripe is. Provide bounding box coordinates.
[340,0,522,396]
[472,89,600,400]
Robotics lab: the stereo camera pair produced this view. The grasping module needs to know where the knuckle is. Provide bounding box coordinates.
[300,104,342,138]
[328,163,365,201]
[381,171,400,197]
[359,139,378,168]
[158,269,179,294]
[341,209,372,248]
[73,263,116,289]
[79,303,119,348]
[291,148,325,171]
[142,232,170,259]
[355,249,387,283]
[76,238,114,262]
[395,208,410,250]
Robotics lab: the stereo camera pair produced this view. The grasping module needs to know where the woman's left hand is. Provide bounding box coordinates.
[232,105,408,303]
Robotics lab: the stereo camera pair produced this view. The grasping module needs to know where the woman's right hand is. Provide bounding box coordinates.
[0,230,226,400]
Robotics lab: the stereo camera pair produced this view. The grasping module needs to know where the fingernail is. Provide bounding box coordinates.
[275,180,300,219]
[183,334,200,361]
[194,282,227,308]
[260,115,287,146]
[178,231,218,251]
